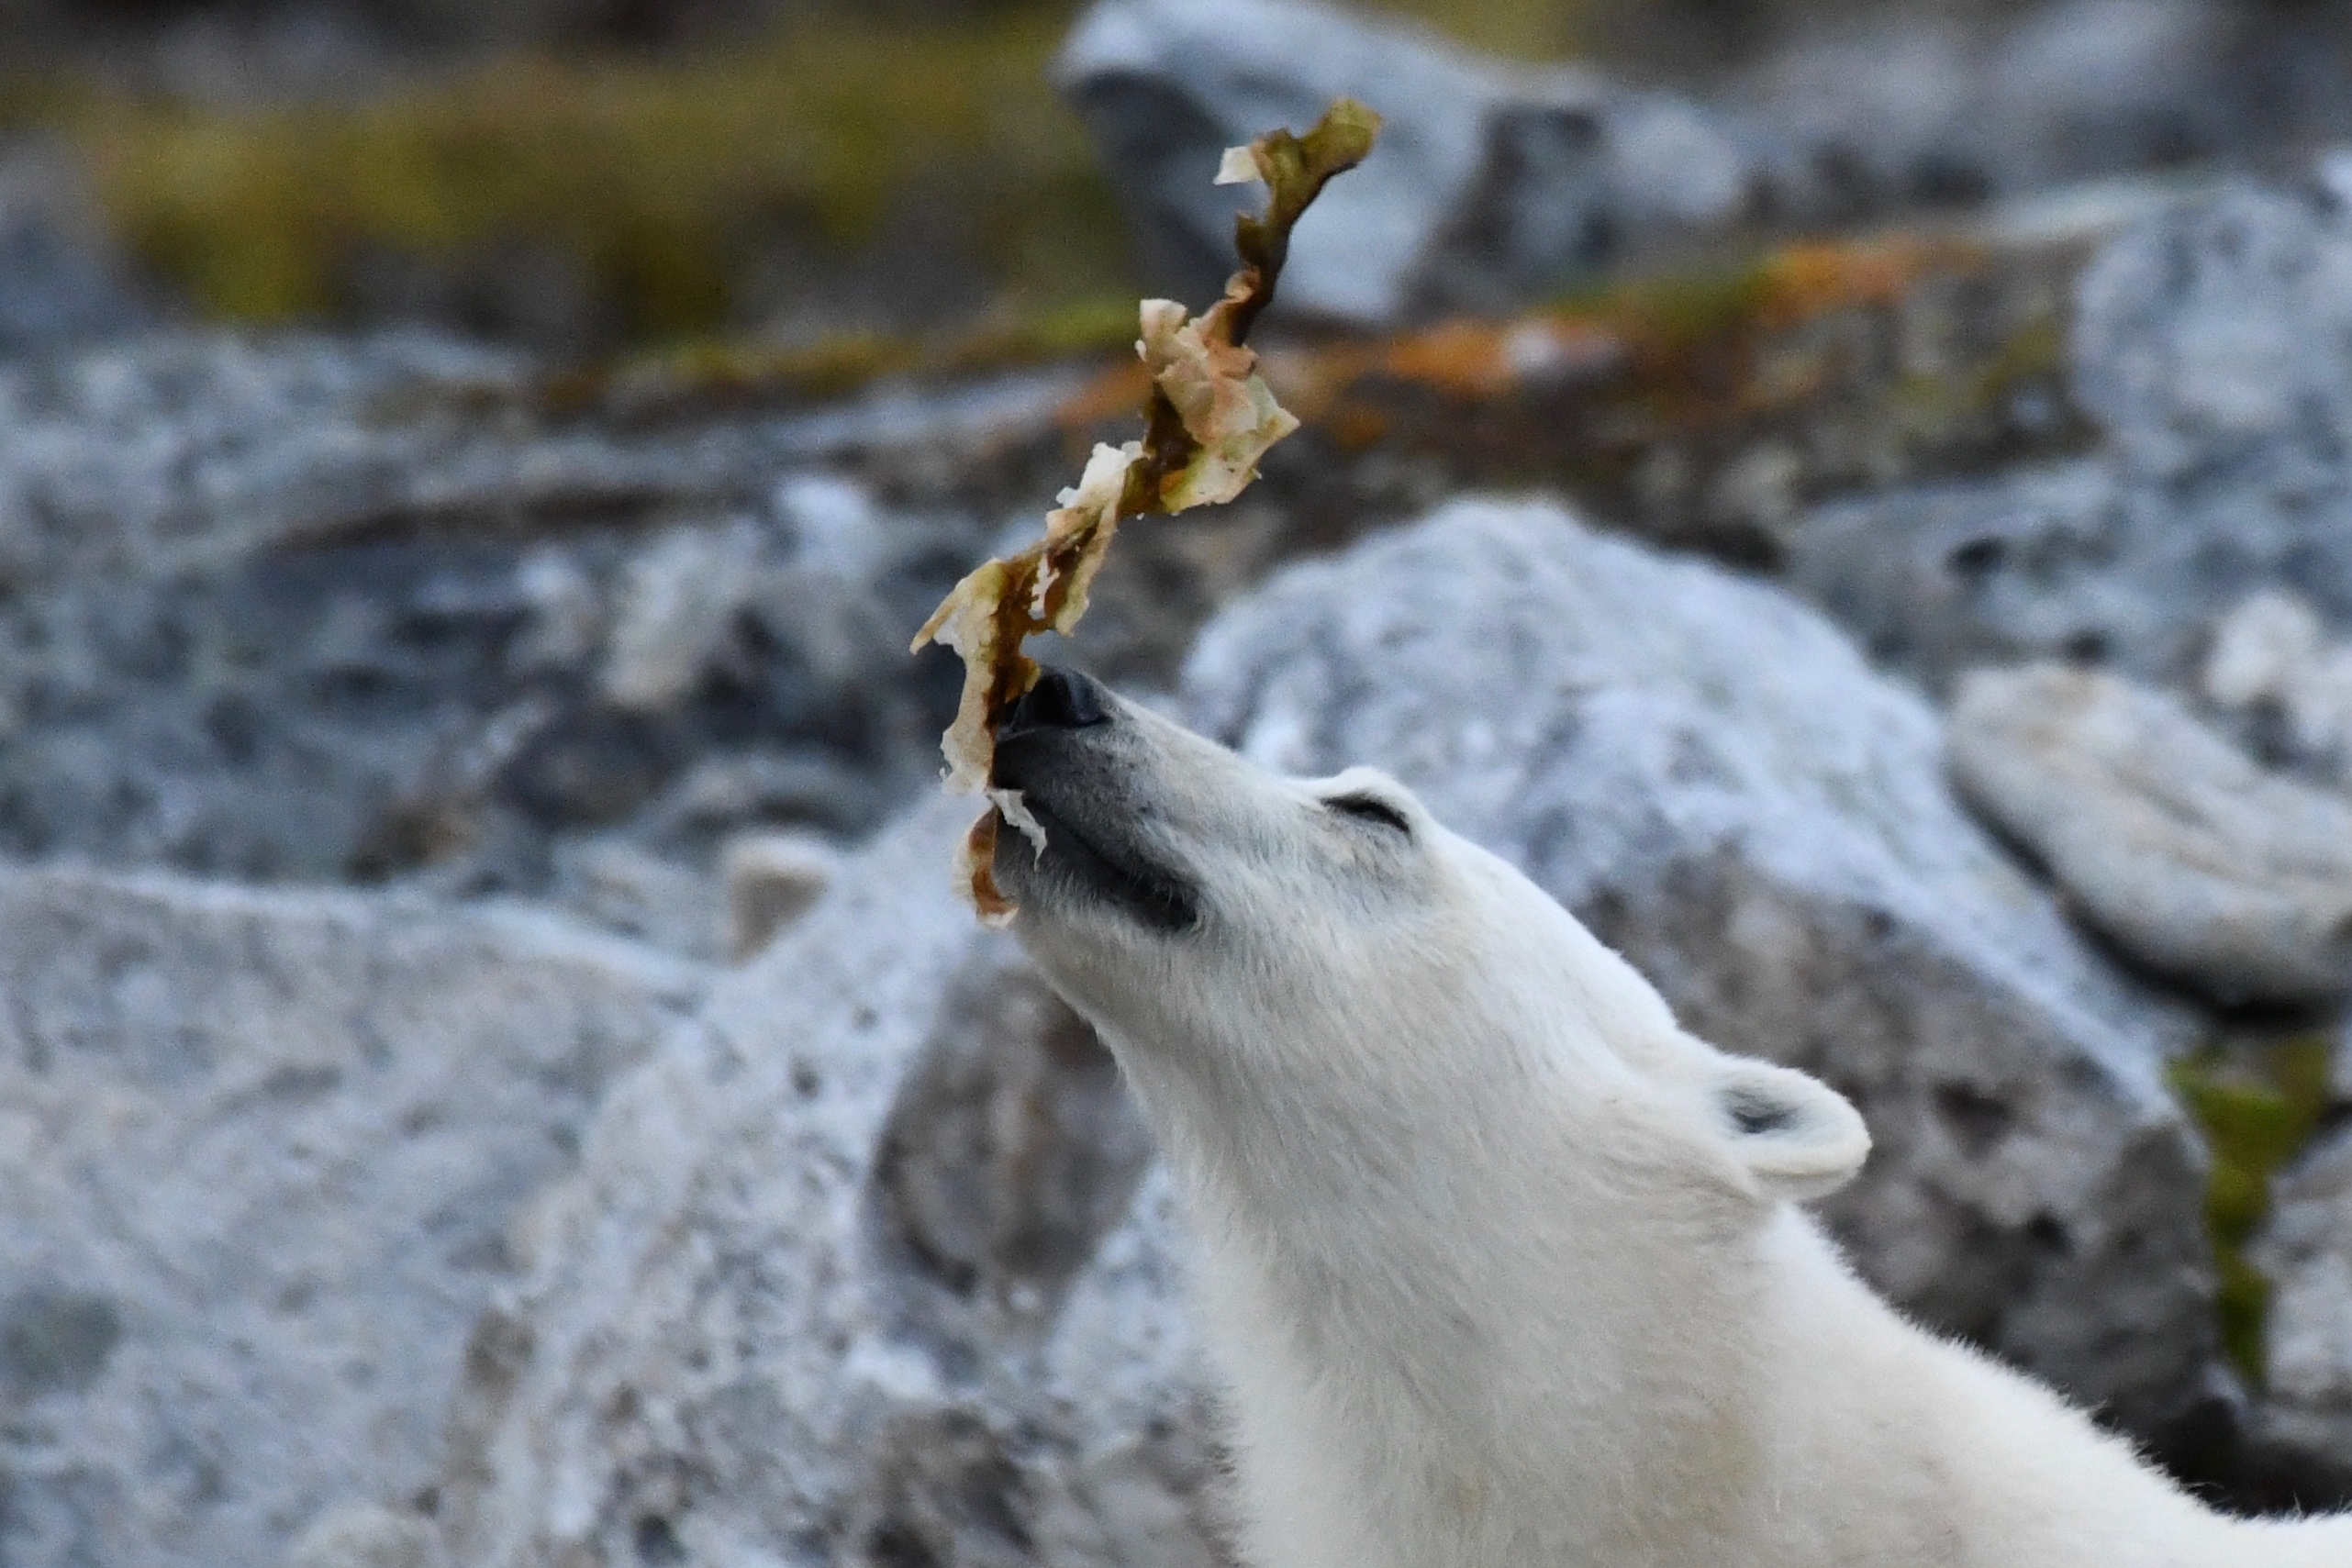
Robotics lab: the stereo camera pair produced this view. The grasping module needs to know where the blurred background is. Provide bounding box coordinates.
[9,3,2352,1566]
[2,0,2348,357]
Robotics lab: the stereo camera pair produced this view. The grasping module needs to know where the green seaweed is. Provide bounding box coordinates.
[2168,1034,2338,1385]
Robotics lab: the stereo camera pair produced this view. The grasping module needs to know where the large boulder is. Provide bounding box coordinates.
[0,333,1055,911]
[1785,173,2352,692]
[0,863,708,1568]
[1056,0,1772,324]
[1182,496,2224,1451]
[437,794,1222,1568]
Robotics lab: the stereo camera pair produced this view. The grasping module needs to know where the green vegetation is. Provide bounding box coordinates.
[539,291,1144,418]
[0,0,1644,348]
[1362,0,1595,59]
[0,0,1896,359]
[1555,254,1777,353]
[2169,1034,2338,1385]
[4,7,1131,339]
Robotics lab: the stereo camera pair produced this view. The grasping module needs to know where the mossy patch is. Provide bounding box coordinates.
[2169,1034,2338,1385]
[1361,0,1598,60]
[536,290,1143,420]
[11,7,1131,342]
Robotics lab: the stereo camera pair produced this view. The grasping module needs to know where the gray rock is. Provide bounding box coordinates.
[0,862,708,1568]
[2074,180,2352,503]
[2200,588,2352,786]
[1181,496,2221,1448]
[1054,0,2317,331]
[0,329,1070,593]
[1780,459,2134,690]
[1949,663,2352,1004]
[1055,0,1767,325]
[1784,173,2352,692]
[1733,0,2250,213]
[720,828,838,962]
[438,795,1223,1568]
[548,836,723,961]
[284,1502,450,1568]
[0,333,1027,887]
[2246,1124,2352,1504]
[0,145,142,360]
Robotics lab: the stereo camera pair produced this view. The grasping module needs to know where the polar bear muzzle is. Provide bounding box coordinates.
[990,667,1204,933]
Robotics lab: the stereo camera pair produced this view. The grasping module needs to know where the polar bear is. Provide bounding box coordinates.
[987,665,2352,1568]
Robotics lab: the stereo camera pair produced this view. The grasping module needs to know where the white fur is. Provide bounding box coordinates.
[998,693,2352,1568]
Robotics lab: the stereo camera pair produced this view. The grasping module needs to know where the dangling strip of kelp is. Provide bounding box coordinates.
[911,99,1380,924]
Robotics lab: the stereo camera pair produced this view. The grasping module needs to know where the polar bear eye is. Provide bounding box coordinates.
[1324,792,1411,836]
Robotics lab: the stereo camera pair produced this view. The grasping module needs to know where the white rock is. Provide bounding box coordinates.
[283,1502,449,1568]
[720,828,839,962]
[438,795,1216,1567]
[2202,589,2352,783]
[600,520,765,711]
[1951,662,2352,1003]
[551,836,723,960]
[0,865,708,1568]
[2204,590,2328,712]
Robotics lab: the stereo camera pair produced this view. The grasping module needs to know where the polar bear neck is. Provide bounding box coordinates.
[1101,1012,1787,1566]
[1097,1016,2326,1568]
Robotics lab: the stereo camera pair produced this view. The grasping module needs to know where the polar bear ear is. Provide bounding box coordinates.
[1710,1059,1870,1202]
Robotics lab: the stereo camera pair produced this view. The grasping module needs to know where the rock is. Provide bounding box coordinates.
[1784,172,2352,692]
[2201,589,2352,784]
[1733,0,2249,213]
[549,836,722,960]
[1056,0,1770,325]
[0,332,1042,887]
[1949,663,2352,1005]
[0,862,708,1568]
[1053,0,2312,331]
[1181,496,2223,1451]
[283,1502,449,1568]
[0,145,142,360]
[437,795,1222,1568]
[0,327,1076,595]
[1979,0,2235,187]
[721,828,839,961]
[2245,1124,2352,1507]
[1780,460,2127,691]
[598,520,769,711]
[0,331,532,588]
[2074,179,2352,506]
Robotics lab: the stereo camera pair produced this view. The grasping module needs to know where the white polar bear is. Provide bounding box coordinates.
[987,665,2352,1568]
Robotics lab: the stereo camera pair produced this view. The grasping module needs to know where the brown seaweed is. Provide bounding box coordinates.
[911,98,1379,924]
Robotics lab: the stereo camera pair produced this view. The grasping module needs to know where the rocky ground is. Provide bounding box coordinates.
[7,1,2352,1564]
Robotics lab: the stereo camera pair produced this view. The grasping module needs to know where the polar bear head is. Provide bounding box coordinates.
[990,666,1869,1213]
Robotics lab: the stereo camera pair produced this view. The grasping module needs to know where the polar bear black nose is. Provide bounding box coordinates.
[1004,665,1111,736]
